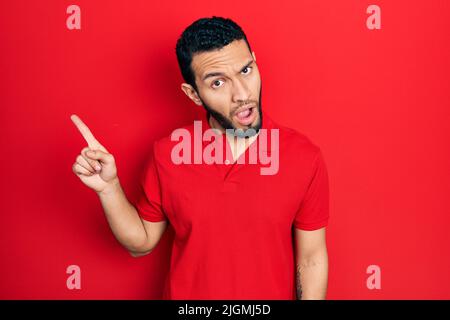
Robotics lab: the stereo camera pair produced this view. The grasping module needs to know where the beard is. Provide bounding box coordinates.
[198,84,263,138]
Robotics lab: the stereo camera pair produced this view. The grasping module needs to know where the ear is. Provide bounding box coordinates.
[181,83,203,106]
[252,51,256,62]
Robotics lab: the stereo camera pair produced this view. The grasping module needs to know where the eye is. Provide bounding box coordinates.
[211,79,224,88]
[241,66,252,75]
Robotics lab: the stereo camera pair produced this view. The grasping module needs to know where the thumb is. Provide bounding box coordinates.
[86,150,114,164]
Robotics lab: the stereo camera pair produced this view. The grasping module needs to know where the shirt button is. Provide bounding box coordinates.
[224,159,230,165]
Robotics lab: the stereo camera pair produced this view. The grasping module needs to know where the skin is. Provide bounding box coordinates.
[70,38,328,298]
[294,227,329,299]
[71,114,167,257]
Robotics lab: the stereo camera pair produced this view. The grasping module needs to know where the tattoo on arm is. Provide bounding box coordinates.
[296,263,302,300]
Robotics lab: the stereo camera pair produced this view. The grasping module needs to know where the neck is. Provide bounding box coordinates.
[208,114,224,133]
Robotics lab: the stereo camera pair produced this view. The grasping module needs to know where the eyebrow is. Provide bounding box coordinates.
[202,59,254,81]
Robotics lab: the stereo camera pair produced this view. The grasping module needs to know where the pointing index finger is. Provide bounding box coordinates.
[70,114,107,151]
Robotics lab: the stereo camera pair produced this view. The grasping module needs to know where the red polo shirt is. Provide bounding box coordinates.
[135,111,330,300]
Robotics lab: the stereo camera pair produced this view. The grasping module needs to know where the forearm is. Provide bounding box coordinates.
[296,250,328,300]
[97,178,149,252]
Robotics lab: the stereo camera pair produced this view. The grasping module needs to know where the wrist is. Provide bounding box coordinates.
[98,177,121,196]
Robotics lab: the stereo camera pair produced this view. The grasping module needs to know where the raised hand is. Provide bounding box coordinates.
[71,114,118,193]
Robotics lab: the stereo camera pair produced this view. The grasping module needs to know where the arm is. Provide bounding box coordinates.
[294,226,328,300]
[97,178,167,256]
[70,114,167,257]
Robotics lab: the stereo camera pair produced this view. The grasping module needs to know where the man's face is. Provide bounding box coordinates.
[187,39,262,137]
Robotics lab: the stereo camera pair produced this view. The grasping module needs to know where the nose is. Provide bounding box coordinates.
[231,77,251,104]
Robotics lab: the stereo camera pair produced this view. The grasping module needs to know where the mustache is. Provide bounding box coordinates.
[232,101,259,115]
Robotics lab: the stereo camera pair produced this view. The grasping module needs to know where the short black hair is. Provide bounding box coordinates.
[175,16,252,92]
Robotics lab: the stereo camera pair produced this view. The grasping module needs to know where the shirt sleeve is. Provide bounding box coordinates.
[293,149,330,230]
[135,142,168,222]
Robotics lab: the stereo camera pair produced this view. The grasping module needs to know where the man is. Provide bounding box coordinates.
[71,16,329,300]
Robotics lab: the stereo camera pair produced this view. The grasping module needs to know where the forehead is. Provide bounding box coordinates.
[191,39,253,81]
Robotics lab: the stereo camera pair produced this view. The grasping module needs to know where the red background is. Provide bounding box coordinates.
[1,0,449,299]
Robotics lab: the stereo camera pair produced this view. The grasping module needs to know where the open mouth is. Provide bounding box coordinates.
[234,105,257,126]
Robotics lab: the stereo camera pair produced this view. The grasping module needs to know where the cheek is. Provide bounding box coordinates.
[203,90,232,113]
[249,68,261,87]
[250,75,261,97]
